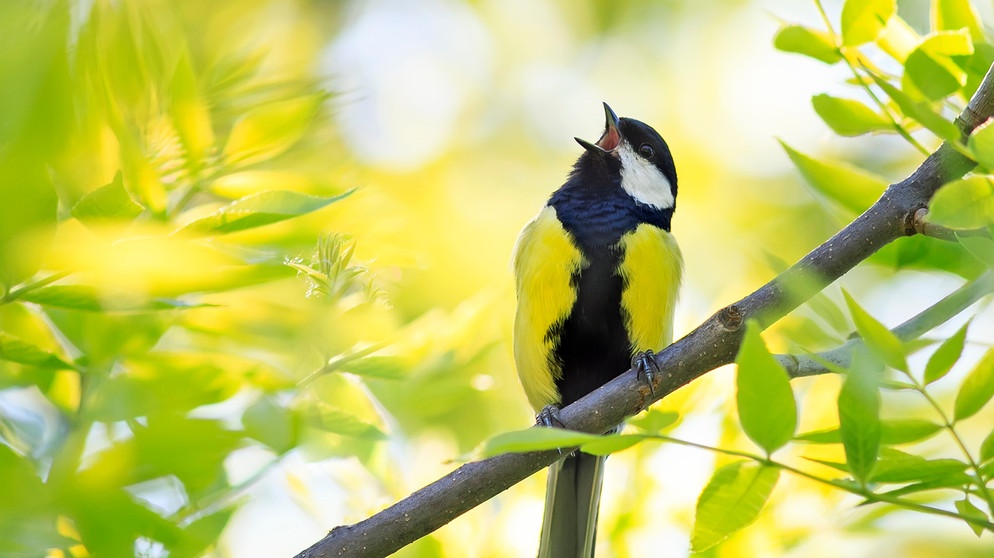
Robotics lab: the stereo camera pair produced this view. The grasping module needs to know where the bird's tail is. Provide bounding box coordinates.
[537,451,606,558]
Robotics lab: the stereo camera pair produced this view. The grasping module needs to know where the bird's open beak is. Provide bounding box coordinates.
[575,102,622,156]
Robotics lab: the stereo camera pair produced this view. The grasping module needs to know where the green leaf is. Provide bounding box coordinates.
[223,94,325,167]
[580,434,645,456]
[0,332,73,369]
[341,356,406,379]
[932,0,986,42]
[838,348,882,483]
[979,428,994,463]
[168,508,235,558]
[312,408,387,441]
[691,462,779,552]
[841,0,896,46]
[812,94,893,136]
[482,428,599,456]
[169,52,215,172]
[780,141,887,214]
[928,176,994,229]
[870,448,967,483]
[843,290,908,371]
[19,285,206,312]
[869,73,962,142]
[243,397,297,453]
[735,321,797,454]
[905,31,974,100]
[629,409,680,433]
[955,498,989,536]
[957,233,994,269]
[178,189,353,235]
[924,320,970,384]
[795,418,941,445]
[967,119,994,170]
[773,25,841,64]
[71,171,144,225]
[953,347,994,421]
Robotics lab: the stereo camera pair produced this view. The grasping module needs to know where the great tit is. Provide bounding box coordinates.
[512,103,682,558]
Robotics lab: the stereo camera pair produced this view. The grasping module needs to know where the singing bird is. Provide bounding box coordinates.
[512,103,682,557]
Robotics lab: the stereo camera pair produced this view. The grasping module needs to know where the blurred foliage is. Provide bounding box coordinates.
[2,0,994,557]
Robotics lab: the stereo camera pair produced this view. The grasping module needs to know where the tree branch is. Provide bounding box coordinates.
[295,64,994,558]
[775,270,994,377]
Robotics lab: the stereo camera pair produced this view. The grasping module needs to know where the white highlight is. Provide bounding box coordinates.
[618,142,674,209]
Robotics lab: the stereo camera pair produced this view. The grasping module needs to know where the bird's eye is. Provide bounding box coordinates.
[638,144,654,158]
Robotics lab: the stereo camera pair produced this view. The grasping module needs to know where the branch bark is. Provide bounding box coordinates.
[295,64,994,558]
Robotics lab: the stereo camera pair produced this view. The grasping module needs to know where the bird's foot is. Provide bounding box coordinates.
[632,350,661,397]
[536,405,566,429]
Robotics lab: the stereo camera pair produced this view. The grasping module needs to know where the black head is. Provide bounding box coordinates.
[574,103,678,210]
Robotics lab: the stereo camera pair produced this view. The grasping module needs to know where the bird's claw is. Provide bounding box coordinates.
[633,350,661,397]
[536,405,566,429]
[536,405,567,455]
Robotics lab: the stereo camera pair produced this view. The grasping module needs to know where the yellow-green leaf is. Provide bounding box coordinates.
[905,31,974,100]
[691,462,779,552]
[953,347,994,421]
[967,119,994,170]
[928,176,994,229]
[71,171,144,226]
[812,94,893,136]
[482,428,599,456]
[869,73,961,142]
[735,321,797,454]
[170,52,215,172]
[839,348,882,483]
[841,0,897,46]
[223,94,325,167]
[924,320,970,384]
[773,25,841,64]
[955,497,989,536]
[178,190,353,235]
[780,141,886,214]
[932,0,986,42]
[844,290,908,372]
[0,332,74,370]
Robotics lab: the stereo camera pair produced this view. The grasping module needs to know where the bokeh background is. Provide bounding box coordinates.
[2,0,994,557]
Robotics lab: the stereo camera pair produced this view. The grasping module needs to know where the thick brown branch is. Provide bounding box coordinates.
[295,63,994,558]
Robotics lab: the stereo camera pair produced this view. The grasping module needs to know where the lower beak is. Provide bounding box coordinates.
[575,102,622,156]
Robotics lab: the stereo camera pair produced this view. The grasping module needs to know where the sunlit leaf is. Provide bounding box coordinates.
[19,285,207,312]
[691,462,779,552]
[795,419,942,445]
[928,176,994,229]
[341,356,406,379]
[812,94,892,136]
[870,448,967,483]
[169,52,215,173]
[629,409,680,433]
[967,118,994,170]
[167,508,235,558]
[957,233,994,269]
[905,30,974,100]
[841,0,896,46]
[953,347,994,421]
[980,428,994,464]
[924,320,969,384]
[869,73,961,142]
[0,332,73,369]
[838,348,882,483]
[955,498,989,536]
[482,428,599,456]
[71,171,144,226]
[223,94,325,167]
[243,397,297,453]
[773,25,841,64]
[932,0,986,42]
[312,408,387,441]
[780,141,886,214]
[735,321,797,454]
[843,290,908,372]
[580,433,645,456]
[178,190,353,235]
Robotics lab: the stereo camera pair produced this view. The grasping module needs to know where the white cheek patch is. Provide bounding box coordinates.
[618,143,674,209]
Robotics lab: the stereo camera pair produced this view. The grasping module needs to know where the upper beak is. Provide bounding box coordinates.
[575,102,622,156]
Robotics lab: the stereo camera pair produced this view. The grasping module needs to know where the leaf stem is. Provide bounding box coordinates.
[0,270,71,305]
